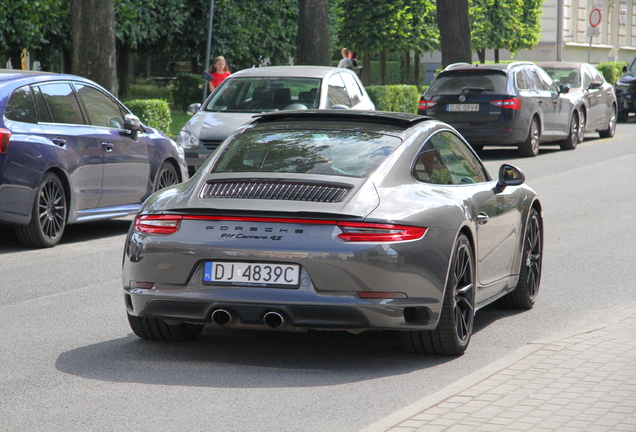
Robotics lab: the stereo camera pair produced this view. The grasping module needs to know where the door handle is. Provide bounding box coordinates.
[102,141,114,152]
[52,137,66,146]
[477,212,489,225]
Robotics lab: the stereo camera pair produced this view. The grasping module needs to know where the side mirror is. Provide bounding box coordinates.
[496,164,525,191]
[588,81,602,90]
[558,84,570,94]
[124,113,142,140]
[187,103,201,116]
[623,66,628,73]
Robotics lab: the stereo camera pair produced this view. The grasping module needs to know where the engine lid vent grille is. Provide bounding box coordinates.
[201,181,351,203]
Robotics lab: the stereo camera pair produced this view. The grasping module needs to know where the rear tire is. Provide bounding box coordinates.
[400,234,475,356]
[559,112,579,150]
[599,104,617,138]
[518,117,540,157]
[15,172,67,248]
[128,314,204,341]
[154,161,179,192]
[497,208,542,309]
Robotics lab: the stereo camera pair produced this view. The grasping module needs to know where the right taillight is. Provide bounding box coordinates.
[134,215,183,234]
[0,128,11,153]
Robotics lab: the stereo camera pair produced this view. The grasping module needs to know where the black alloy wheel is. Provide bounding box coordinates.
[400,234,475,355]
[154,161,179,192]
[498,208,542,309]
[15,172,67,248]
[560,112,579,150]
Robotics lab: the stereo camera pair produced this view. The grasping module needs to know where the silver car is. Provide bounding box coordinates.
[123,111,543,356]
[176,66,375,175]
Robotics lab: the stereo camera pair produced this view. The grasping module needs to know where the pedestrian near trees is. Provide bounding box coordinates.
[208,56,231,92]
[338,48,354,69]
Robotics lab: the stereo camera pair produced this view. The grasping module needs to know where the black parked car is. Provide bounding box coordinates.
[418,62,579,157]
[0,70,188,248]
[537,62,616,141]
[615,58,636,122]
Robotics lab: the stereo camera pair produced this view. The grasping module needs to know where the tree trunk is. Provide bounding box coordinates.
[477,48,486,64]
[405,52,411,85]
[379,50,387,85]
[296,0,330,65]
[127,52,136,84]
[436,0,472,68]
[413,50,421,86]
[362,53,370,86]
[146,55,152,81]
[71,0,117,95]
[495,49,500,63]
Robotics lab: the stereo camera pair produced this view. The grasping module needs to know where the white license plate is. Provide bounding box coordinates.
[203,262,300,287]
[447,104,479,112]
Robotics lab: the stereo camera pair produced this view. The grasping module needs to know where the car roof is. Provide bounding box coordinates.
[537,62,586,69]
[252,110,432,130]
[229,66,352,79]
[441,62,535,73]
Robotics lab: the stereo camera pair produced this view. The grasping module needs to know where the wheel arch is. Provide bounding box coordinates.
[43,167,72,224]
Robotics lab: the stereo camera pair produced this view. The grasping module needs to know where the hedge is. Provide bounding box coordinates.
[597,62,628,85]
[125,99,172,135]
[172,72,205,111]
[366,85,421,114]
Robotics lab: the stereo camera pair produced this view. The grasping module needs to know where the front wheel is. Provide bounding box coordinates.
[400,234,475,356]
[559,112,579,150]
[15,172,67,248]
[498,208,542,309]
[599,104,617,138]
[128,314,204,341]
[518,117,540,157]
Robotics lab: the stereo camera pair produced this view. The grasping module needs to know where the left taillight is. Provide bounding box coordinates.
[490,98,521,110]
[0,128,11,153]
[336,222,426,242]
[134,215,183,234]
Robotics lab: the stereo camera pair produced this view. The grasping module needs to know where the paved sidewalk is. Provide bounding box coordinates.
[361,304,636,432]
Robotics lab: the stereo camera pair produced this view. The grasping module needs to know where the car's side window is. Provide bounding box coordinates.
[413,131,488,185]
[74,83,125,129]
[514,70,530,90]
[37,83,85,125]
[535,68,558,92]
[32,86,53,123]
[340,72,362,106]
[4,86,38,123]
[327,74,351,108]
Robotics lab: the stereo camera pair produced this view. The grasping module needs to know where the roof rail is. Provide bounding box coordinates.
[443,62,473,71]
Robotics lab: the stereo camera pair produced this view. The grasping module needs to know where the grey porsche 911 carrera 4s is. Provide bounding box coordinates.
[122,110,543,355]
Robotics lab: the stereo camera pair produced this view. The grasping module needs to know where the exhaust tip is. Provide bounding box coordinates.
[211,309,234,326]
[263,311,286,329]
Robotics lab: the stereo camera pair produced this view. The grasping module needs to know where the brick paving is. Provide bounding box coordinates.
[360,304,636,432]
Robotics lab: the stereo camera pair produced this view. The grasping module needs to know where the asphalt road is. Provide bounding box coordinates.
[2,120,636,432]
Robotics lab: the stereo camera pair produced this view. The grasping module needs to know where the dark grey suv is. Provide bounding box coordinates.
[418,62,579,157]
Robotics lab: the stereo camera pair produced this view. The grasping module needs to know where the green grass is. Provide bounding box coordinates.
[170,111,191,137]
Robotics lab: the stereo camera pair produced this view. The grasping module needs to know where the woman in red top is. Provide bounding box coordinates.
[209,56,231,92]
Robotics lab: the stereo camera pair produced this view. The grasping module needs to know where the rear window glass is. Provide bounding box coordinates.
[428,71,508,94]
[4,86,37,123]
[211,130,401,178]
[204,77,321,113]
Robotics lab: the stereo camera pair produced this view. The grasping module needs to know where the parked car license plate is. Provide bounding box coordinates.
[447,104,479,112]
[203,262,300,287]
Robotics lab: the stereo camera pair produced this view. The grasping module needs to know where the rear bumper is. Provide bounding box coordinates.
[124,286,440,331]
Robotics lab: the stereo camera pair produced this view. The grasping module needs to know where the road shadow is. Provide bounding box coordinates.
[0,218,132,253]
[55,307,522,388]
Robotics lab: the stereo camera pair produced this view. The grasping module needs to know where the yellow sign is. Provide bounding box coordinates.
[21,49,28,70]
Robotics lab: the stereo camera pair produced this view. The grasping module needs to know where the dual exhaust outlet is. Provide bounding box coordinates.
[211,308,286,329]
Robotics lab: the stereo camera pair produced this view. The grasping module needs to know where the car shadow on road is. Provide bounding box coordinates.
[0,218,132,254]
[55,308,523,388]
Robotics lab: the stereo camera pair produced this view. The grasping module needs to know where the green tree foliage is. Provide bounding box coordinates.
[470,0,543,59]
[0,0,70,71]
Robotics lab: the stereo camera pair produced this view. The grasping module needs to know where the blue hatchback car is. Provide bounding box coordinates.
[0,70,188,248]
